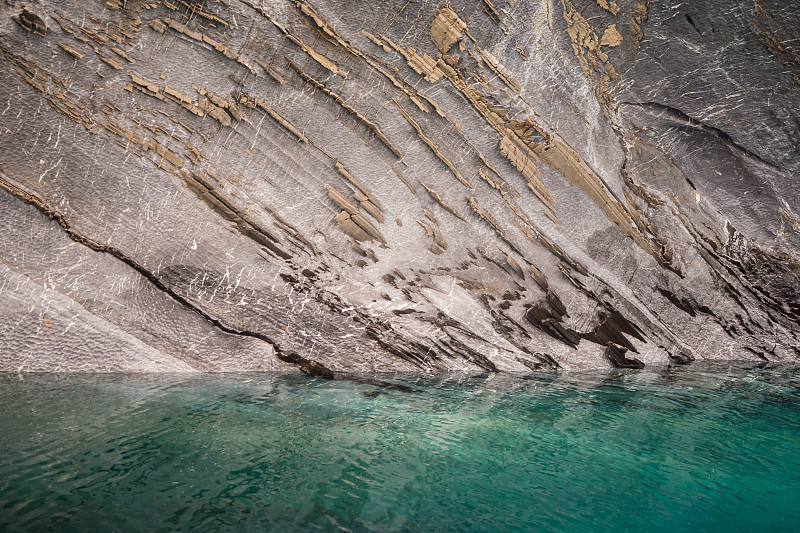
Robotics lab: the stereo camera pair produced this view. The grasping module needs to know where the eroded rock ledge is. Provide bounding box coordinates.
[1,0,798,373]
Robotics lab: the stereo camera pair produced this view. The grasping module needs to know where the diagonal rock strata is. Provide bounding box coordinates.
[0,0,798,373]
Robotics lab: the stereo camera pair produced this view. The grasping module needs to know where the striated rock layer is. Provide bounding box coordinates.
[0,0,798,372]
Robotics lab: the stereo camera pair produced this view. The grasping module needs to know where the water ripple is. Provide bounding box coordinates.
[1,366,799,532]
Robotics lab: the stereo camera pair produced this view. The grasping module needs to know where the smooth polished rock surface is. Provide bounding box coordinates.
[0,0,798,372]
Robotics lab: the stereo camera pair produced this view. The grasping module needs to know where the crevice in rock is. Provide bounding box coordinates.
[0,174,327,375]
[619,101,783,172]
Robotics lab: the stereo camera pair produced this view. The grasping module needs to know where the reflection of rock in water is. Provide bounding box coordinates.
[0,0,798,373]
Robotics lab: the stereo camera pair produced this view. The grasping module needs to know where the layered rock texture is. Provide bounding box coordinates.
[1,0,798,372]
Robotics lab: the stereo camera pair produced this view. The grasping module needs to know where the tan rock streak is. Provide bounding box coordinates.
[431,3,467,53]
[287,59,403,159]
[420,182,465,221]
[499,136,556,214]
[529,137,663,262]
[596,0,620,15]
[434,52,555,214]
[236,93,308,143]
[600,24,623,47]
[335,162,383,212]
[393,101,474,190]
[630,0,648,51]
[153,18,256,74]
[287,0,430,112]
[477,48,522,94]
[561,0,620,108]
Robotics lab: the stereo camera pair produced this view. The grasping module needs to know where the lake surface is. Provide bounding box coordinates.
[1,364,799,532]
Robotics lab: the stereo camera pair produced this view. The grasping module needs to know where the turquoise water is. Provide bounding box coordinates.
[1,365,799,532]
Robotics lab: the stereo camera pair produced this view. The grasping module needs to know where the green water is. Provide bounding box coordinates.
[1,365,799,532]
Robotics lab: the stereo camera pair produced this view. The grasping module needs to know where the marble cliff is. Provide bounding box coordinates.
[1,0,798,373]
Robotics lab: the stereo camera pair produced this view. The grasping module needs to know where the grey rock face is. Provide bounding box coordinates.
[0,0,798,372]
